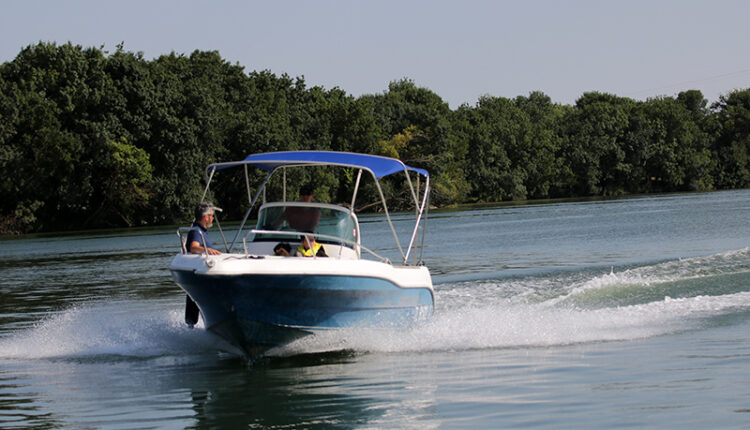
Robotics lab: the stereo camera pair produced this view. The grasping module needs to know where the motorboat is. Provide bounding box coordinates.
[169,151,434,359]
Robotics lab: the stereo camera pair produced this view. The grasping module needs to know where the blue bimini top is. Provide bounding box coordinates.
[215,151,429,179]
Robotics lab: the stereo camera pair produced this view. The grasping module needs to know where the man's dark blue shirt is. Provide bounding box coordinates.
[185,222,213,253]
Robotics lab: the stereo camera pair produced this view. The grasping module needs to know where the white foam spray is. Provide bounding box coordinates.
[277,249,750,356]
[4,250,750,360]
[0,300,223,359]
[276,291,750,356]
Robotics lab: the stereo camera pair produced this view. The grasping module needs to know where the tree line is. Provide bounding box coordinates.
[1,42,749,234]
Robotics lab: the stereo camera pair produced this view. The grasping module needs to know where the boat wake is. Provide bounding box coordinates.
[275,248,750,356]
[3,249,750,360]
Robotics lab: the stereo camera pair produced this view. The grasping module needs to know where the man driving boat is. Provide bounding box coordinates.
[281,184,321,232]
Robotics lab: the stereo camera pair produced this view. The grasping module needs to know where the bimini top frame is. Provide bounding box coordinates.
[198,151,431,266]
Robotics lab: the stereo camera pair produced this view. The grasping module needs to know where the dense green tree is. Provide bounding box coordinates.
[453,96,518,201]
[1,42,749,234]
[0,42,131,231]
[366,79,468,205]
[638,94,714,192]
[512,92,564,198]
[558,93,634,196]
[84,138,153,227]
[141,51,228,223]
[712,89,750,188]
[678,90,717,191]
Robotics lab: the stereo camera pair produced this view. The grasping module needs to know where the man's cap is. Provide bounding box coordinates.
[197,201,223,213]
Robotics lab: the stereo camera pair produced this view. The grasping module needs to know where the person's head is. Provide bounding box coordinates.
[301,232,316,249]
[194,202,222,228]
[299,184,314,202]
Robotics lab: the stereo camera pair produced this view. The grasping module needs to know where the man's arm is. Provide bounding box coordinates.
[188,241,221,255]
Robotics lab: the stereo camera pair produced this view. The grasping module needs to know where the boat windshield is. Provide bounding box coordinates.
[253,203,358,247]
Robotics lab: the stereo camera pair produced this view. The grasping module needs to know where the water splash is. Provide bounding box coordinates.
[278,249,750,356]
[0,300,223,359]
[4,250,750,360]
[278,291,750,356]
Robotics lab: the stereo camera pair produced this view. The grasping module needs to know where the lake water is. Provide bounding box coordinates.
[2,190,750,429]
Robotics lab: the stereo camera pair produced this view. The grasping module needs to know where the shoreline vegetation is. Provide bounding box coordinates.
[1,42,749,235]
[0,191,706,241]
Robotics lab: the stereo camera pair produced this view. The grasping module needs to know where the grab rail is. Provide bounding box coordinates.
[176,227,212,257]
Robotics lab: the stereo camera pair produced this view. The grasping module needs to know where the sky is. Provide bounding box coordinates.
[2,0,749,108]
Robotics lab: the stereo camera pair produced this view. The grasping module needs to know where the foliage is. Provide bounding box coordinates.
[0,42,748,233]
[712,89,750,188]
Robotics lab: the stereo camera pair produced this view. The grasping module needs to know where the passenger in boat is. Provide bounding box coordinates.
[273,242,292,256]
[281,184,321,232]
[296,233,328,257]
[186,202,222,256]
